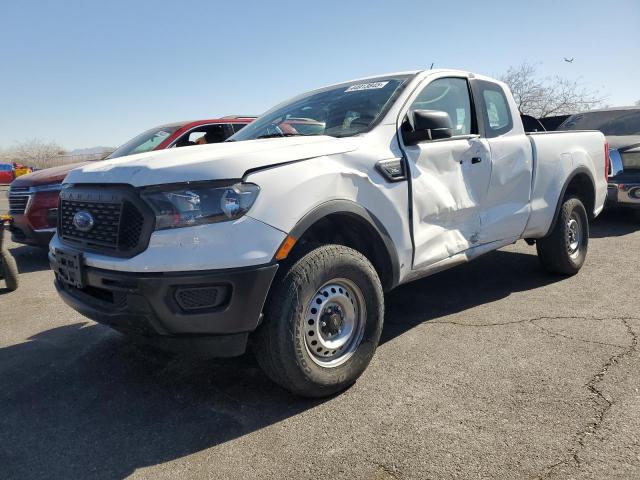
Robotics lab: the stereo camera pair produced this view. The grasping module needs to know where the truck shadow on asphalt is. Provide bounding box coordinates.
[0,248,564,479]
[589,209,639,238]
[381,209,639,344]
[381,248,560,344]
[7,245,50,274]
[0,323,318,480]
[0,213,636,478]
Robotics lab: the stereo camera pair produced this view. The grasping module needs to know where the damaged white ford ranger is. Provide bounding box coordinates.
[50,70,608,397]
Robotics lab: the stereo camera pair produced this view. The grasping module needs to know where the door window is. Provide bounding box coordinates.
[409,77,475,136]
[476,81,513,137]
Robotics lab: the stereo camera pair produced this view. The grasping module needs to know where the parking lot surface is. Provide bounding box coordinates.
[1,183,639,479]
[1,185,8,213]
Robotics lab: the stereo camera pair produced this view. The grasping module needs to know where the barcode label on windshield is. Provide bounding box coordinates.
[345,81,389,92]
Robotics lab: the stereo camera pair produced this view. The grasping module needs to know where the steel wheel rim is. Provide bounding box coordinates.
[566,214,582,259]
[303,278,366,368]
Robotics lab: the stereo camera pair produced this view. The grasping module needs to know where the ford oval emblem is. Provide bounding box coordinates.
[72,211,95,232]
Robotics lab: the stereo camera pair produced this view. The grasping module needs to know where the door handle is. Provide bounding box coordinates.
[471,157,482,164]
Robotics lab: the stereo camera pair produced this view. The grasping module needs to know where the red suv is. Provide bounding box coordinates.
[0,163,15,184]
[8,117,254,247]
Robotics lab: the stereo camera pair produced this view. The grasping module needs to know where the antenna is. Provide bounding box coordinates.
[429,62,434,69]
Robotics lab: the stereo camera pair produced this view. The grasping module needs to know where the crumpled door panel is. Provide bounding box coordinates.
[407,138,491,269]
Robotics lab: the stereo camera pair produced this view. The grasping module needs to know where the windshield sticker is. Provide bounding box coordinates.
[345,81,389,92]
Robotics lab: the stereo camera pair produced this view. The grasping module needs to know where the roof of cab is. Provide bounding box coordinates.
[157,117,256,129]
[319,68,499,91]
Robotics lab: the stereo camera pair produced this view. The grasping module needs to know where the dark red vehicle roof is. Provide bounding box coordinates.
[153,117,255,150]
[11,117,256,188]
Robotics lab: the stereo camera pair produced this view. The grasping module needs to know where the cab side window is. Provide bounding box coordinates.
[409,77,475,136]
[476,81,513,137]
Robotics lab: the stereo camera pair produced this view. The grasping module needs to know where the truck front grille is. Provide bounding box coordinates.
[58,187,152,257]
[8,188,31,214]
[60,200,123,250]
[119,201,145,249]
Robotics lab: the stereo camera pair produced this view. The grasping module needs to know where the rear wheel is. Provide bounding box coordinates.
[253,244,384,397]
[536,197,589,275]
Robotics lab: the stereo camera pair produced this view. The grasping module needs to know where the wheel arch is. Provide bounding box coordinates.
[545,167,596,237]
[283,200,401,291]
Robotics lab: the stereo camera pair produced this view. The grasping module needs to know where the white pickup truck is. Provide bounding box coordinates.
[50,70,608,397]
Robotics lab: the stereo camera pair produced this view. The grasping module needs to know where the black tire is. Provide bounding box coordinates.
[253,244,384,398]
[1,251,19,291]
[536,196,589,275]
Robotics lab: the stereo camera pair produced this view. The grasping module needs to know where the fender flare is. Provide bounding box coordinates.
[287,200,401,290]
[545,166,596,237]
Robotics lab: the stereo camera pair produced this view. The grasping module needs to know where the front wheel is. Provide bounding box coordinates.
[253,244,384,397]
[536,197,589,275]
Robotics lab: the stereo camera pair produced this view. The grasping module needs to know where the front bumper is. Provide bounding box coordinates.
[50,251,279,357]
[9,215,55,247]
[607,182,640,208]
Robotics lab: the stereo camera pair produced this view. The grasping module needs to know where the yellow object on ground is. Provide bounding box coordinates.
[14,167,32,177]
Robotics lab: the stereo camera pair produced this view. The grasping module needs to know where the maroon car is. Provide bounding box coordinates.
[8,117,254,246]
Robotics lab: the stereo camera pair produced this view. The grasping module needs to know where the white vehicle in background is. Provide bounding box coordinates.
[50,69,608,397]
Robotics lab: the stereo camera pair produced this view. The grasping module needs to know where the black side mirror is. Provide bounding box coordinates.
[403,110,453,145]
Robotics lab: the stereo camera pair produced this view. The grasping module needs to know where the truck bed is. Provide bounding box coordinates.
[523,130,608,238]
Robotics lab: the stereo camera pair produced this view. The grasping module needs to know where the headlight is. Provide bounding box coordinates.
[141,182,260,230]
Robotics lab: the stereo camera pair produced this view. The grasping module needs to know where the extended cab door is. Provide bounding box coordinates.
[401,76,492,270]
[470,79,533,244]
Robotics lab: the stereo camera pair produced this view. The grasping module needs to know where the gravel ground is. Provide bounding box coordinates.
[1,185,639,479]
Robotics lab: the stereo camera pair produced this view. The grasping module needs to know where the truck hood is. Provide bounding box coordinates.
[11,162,90,187]
[64,136,362,187]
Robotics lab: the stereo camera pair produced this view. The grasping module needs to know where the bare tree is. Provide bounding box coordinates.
[0,139,66,169]
[500,63,605,118]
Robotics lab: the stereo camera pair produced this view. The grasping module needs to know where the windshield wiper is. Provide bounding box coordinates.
[255,133,308,139]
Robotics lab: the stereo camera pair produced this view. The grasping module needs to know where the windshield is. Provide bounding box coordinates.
[558,110,640,136]
[107,125,181,159]
[230,75,413,141]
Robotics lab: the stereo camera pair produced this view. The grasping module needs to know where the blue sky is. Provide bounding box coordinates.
[0,0,638,150]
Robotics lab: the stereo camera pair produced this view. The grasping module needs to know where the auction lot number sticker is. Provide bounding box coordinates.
[345,81,389,92]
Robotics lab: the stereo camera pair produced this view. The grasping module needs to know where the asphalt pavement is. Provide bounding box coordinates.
[1,187,639,479]
[1,185,9,214]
